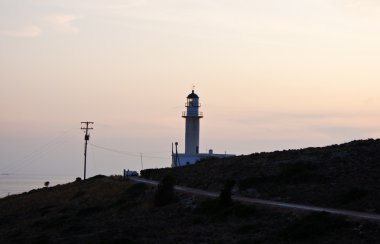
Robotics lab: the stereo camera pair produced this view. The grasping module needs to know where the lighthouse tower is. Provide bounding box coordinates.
[182,90,203,155]
[172,89,234,167]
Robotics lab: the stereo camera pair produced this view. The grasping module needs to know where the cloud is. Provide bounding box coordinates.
[0,25,42,37]
[44,14,81,33]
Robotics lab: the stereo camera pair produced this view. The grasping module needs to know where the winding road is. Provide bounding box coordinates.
[130,177,380,222]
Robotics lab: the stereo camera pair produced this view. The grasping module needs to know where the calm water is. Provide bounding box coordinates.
[0,174,76,198]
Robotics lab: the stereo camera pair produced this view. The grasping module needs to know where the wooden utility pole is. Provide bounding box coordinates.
[140,153,144,171]
[81,122,94,180]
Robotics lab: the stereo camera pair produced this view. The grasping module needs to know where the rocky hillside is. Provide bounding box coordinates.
[1,175,379,243]
[141,139,380,213]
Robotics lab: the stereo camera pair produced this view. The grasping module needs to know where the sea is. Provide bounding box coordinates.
[0,174,76,198]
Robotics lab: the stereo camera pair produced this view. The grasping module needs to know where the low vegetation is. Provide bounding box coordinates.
[219,180,235,207]
[2,139,380,243]
[141,139,380,213]
[280,212,351,241]
[154,175,177,207]
[0,175,379,243]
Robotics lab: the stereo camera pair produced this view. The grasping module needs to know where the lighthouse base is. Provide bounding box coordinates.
[171,152,235,167]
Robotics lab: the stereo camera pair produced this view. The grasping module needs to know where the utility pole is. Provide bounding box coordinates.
[175,142,179,167]
[81,121,94,180]
[140,153,144,171]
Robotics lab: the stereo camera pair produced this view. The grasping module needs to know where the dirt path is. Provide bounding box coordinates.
[130,177,380,222]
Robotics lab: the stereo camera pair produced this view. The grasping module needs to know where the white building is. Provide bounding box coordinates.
[172,90,235,167]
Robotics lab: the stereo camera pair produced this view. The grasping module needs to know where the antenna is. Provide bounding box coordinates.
[175,142,179,167]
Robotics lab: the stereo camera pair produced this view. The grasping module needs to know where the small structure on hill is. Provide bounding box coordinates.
[172,90,234,167]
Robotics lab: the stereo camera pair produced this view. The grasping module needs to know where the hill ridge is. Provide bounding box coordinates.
[141,138,380,213]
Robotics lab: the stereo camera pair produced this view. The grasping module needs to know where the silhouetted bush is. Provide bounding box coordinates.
[88,175,106,180]
[195,180,257,219]
[154,175,177,207]
[44,181,50,187]
[75,177,82,182]
[219,180,235,207]
[141,168,171,180]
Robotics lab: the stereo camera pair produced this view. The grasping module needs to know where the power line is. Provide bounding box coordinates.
[89,144,140,157]
[89,143,169,160]
[3,139,70,174]
[0,127,77,174]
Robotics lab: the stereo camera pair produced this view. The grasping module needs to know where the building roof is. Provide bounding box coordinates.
[187,90,199,99]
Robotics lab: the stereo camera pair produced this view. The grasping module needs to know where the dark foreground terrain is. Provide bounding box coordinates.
[142,139,380,213]
[2,139,380,243]
[0,175,379,243]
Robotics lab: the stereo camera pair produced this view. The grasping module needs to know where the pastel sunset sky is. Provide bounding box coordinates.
[1,0,380,176]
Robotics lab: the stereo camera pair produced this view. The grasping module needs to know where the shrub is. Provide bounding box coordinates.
[219,180,235,207]
[154,175,177,207]
[88,175,106,180]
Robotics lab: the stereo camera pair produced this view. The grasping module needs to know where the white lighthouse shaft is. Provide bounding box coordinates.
[182,90,203,155]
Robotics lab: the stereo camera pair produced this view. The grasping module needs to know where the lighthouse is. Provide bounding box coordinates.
[172,89,235,167]
[182,90,203,155]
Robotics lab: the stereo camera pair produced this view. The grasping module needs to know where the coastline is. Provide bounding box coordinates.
[0,174,76,198]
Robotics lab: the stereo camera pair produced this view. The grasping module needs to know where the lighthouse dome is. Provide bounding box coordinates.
[187,90,199,99]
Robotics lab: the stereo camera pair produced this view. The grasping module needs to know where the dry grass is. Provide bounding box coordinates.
[0,173,379,243]
[142,139,380,212]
